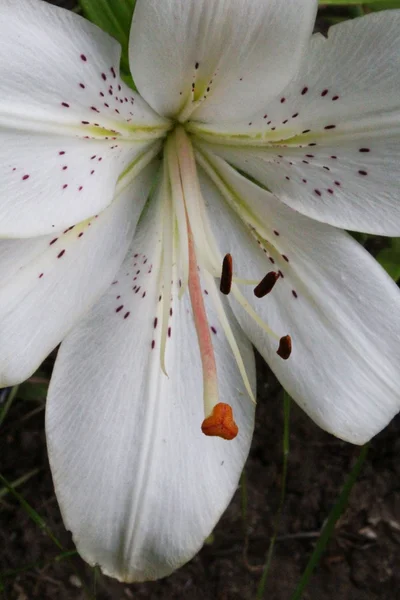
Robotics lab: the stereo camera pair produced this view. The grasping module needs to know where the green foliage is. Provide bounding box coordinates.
[256,392,291,599]
[376,238,400,281]
[290,445,369,600]
[79,0,136,83]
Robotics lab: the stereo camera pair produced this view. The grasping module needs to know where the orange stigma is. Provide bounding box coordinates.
[201,403,239,440]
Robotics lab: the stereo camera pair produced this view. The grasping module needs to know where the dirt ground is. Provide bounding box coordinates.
[1,1,400,599]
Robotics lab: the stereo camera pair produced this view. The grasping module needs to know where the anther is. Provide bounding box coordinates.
[201,403,238,440]
[277,335,292,360]
[254,271,279,298]
[220,253,233,295]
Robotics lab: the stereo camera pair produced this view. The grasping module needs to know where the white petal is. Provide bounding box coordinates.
[0,133,159,237]
[46,196,255,582]
[0,0,167,236]
[199,160,400,444]
[0,164,156,386]
[129,0,317,122]
[196,12,400,234]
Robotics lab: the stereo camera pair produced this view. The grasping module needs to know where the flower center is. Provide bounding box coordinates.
[158,125,291,440]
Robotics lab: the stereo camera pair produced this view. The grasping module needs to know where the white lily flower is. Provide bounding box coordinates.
[1,0,400,582]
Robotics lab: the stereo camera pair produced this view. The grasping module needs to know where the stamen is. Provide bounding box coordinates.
[220,253,233,295]
[254,271,279,298]
[201,403,238,440]
[277,335,292,360]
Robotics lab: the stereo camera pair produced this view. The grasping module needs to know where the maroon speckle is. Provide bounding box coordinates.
[302,179,307,184]
[314,189,322,197]
[324,125,336,130]
[79,83,85,89]
[124,312,130,319]
[274,230,280,236]
[282,255,289,262]
[321,89,328,97]
[78,232,84,238]
[81,121,89,125]
[302,129,311,134]
[91,170,95,175]
[280,97,286,103]
[301,87,308,95]
[62,166,68,171]
[269,257,275,264]
[285,176,290,181]
[327,189,334,195]
[359,148,370,153]
[59,151,65,155]
[334,181,341,186]
[211,326,217,334]
[110,67,116,78]
[331,156,337,160]
[292,113,299,118]
[358,170,368,176]
[39,273,44,279]
[154,317,158,329]
[151,340,155,350]
[49,238,58,245]
[22,174,30,181]
[57,249,65,258]
[292,290,298,298]
[61,102,70,108]
[78,186,83,191]
[80,54,87,62]
[168,327,171,338]
[332,95,339,101]
[63,184,68,190]
[278,270,284,278]
[116,305,124,313]
[101,73,107,81]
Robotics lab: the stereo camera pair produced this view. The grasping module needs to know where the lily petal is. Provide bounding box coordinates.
[0,0,167,236]
[197,12,400,234]
[129,0,317,122]
[199,159,400,444]
[0,164,156,386]
[46,197,255,582]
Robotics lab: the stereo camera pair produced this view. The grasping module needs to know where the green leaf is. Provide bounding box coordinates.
[376,238,400,281]
[319,0,400,5]
[79,0,136,79]
[290,445,369,600]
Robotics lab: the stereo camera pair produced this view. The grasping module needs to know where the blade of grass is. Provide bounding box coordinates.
[290,444,369,600]
[0,468,40,500]
[0,386,19,428]
[0,474,93,598]
[256,391,291,599]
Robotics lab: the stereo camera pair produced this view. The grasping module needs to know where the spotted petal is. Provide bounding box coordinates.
[46,196,255,582]
[129,0,317,122]
[199,158,400,444]
[0,0,167,236]
[194,12,400,234]
[0,164,155,386]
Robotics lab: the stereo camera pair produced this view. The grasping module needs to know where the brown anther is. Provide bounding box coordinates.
[220,253,233,295]
[201,403,238,440]
[254,271,279,298]
[277,335,292,360]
